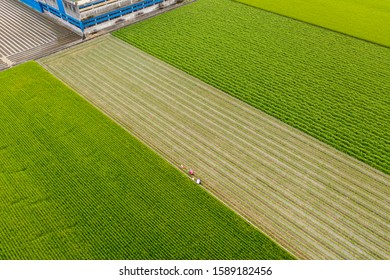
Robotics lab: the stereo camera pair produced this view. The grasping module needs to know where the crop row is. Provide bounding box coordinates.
[236,0,390,47]
[0,62,293,260]
[39,36,390,259]
[113,0,390,174]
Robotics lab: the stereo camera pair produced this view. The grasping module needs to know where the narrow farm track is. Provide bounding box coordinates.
[40,36,390,259]
[0,0,80,69]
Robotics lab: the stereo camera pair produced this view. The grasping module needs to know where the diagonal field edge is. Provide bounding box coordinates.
[234,0,390,49]
[39,35,390,259]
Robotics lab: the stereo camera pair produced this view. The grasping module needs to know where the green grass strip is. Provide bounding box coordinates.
[0,62,294,260]
[235,0,390,47]
[113,0,390,175]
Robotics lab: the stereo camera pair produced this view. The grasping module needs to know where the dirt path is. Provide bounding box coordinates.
[39,35,390,259]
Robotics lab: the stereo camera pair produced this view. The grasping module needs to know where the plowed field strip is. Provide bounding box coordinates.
[1,62,292,260]
[64,54,388,258]
[83,45,390,239]
[97,44,389,203]
[40,35,390,259]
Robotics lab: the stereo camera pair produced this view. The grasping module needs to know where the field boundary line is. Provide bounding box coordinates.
[39,36,390,259]
[234,1,390,49]
[38,57,299,260]
[109,36,390,182]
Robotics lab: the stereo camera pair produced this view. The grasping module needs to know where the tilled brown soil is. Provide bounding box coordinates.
[40,35,390,259]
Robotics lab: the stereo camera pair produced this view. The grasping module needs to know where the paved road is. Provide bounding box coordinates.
[40,35,390,259]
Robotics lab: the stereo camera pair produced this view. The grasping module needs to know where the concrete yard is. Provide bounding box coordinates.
[0,0,81,70]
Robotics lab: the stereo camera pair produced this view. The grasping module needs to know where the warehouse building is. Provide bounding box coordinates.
[21,0,178,35]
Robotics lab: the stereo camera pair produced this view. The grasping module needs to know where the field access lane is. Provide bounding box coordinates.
[40,35,390,259]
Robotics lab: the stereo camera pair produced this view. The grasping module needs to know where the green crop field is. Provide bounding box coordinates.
[40,36,390,259]
[236,0,390,47]
[113,0,390,175]
[0,62,294,260]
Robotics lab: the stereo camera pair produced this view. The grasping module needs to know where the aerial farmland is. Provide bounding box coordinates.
[0,0,389,261]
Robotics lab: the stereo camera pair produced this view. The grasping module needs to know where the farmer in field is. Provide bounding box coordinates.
[188,169,194,175]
